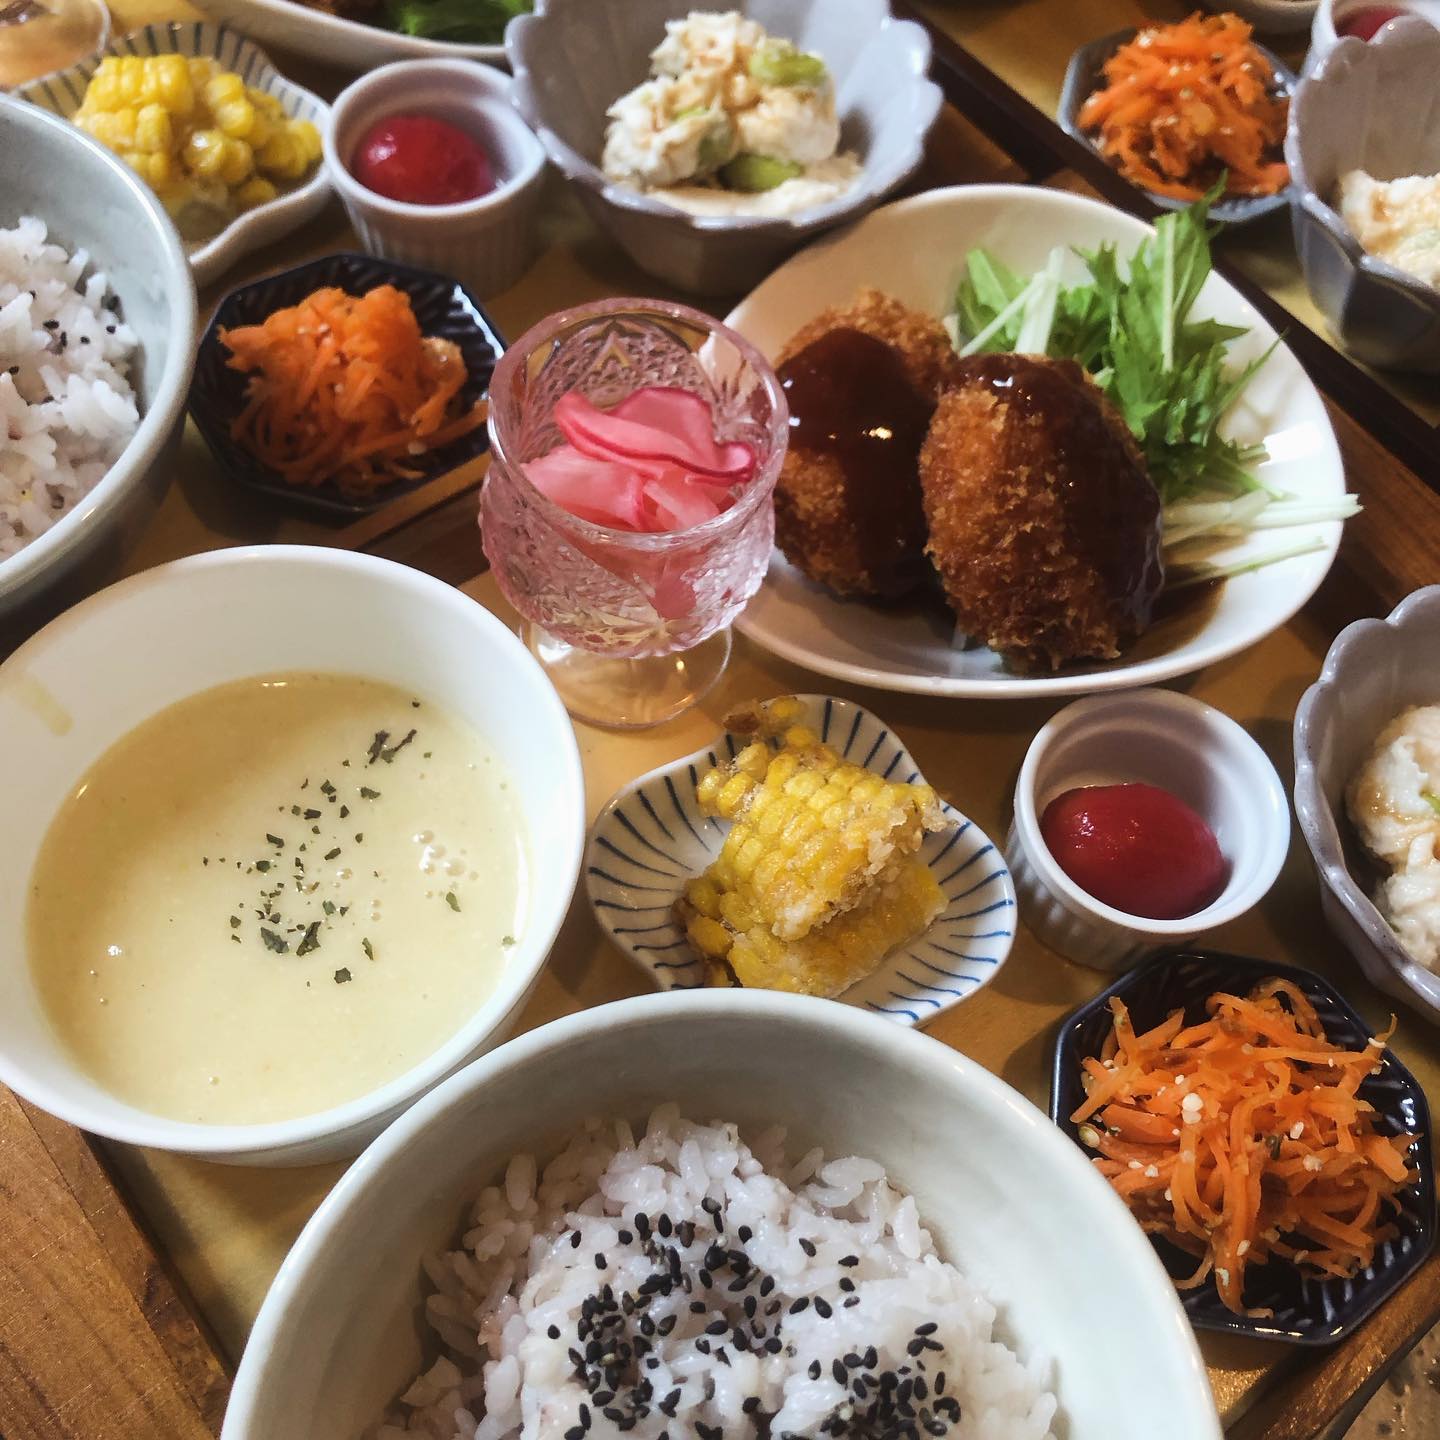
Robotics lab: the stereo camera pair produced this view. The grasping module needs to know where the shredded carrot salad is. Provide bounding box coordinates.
[1077,11,1290,202]
[219,284,484,495]
[1071,979,1419,1315]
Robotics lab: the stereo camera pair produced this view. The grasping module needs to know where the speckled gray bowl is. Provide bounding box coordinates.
[505,0,942,296]
[1058,28,1297,225]
[1294,586,1440,1024]
[0,94,196,630]
[1285,18,1440,372]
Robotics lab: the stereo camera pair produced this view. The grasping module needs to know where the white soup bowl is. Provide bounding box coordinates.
[0,546,584,1166]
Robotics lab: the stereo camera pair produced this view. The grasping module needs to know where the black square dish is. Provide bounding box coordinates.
[189,252,504,518]
[1050,950,1436,1344]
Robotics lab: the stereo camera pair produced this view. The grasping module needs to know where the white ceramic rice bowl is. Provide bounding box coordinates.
[0,546,584,1166]
[222,990,1220,1440]
[0,95,195,626]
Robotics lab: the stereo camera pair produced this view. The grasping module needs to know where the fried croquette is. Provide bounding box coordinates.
[919,353,1164,671]
[774,290,960,599]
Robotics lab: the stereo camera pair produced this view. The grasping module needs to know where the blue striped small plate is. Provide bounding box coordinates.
[586,695,1016,1025]
[19,23,332,286]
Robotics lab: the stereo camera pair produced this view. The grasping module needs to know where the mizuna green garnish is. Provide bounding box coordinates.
[949,187,1358,579]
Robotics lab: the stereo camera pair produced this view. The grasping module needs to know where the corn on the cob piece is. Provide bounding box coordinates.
[677,696,951,997]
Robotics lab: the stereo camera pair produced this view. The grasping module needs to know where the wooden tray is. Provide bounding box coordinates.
[3,12,1439,1440]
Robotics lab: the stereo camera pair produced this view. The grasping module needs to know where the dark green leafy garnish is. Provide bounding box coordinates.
[502,934,515,947]
[359,787,381,800]
[334,967,352,985]
[266,833,284,848]
[383,0,529,44]
[361,938,374,961]
[296,921,322,957]
[229,915,241,929]
[324,847,342,861]
[261,927,289,953]
[323,900,337,916]
[445,891,461,912]
[255,859,272,873]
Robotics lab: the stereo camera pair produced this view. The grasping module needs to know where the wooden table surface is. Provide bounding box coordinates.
[3,2,1440,1438]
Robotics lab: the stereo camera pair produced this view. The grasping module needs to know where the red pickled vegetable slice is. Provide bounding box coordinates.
[554,391,755,481]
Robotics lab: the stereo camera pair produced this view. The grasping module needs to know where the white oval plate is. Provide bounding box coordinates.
[21,22,331,287]
[724,185,1347,699]
[585,693,1016,1025]
[192,0,505,72]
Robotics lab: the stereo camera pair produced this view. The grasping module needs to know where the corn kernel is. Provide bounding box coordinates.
[183,126,227,179]
[117,55,146,104]
[81,107,138,149]
[216,137,254,187]
[232,176,278,211]
[256,131,304,180]
[134,103,173,155]
[215,96,256,140]
[289,118,322,163]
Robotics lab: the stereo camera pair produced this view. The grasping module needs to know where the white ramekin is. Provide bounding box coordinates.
[324,59,547,299]
[0,547,584,1166]
[1009,688,1291,971]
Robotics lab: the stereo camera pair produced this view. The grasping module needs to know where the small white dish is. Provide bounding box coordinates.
[0,546,585,1166]
[19,22,332,287]
[724,185,1347,700]
[1201,0,1318,36]
[1310,0,1440,67]
[324,59,547,299]
[221,989,1221,1440]
[1009,688,1291,971]
[586,694,1015,1024]
[192,0,507,72]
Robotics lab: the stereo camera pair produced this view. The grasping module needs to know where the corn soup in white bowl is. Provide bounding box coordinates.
[0,545,584,1166]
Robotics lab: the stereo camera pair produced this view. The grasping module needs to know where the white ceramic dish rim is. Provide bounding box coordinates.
[585,692,1017,1015]
[222,986,1221,1440]
[1286,18,1440,304]
[323,58,547,225]
[727,183,1347,698]
[0,545,586,1155]
[505,3,943,235]
[0,94,197,603]
[1015,689,1292,935]
[195,0,505,63]
[1293,585,1440,1016]
[19,21,333,280]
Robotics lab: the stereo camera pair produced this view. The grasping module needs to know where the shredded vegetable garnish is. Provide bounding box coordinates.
[219,283,484,495]
[948,193,1360,573]
[1072,980,1419,1315]
[1077,12,1290,202]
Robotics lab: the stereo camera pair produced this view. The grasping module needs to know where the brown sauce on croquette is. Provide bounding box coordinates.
[953,354,1164,642]
[778,328,935,594]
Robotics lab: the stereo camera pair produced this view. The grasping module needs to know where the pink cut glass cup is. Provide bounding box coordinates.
[480,298,787,728]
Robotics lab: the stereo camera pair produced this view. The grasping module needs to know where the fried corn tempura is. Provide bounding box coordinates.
[676,697,951,997]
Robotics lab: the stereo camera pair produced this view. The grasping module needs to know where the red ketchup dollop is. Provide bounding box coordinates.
[1337,5,1409,39]
[351,113,495,206]
[1040,783,1229,920]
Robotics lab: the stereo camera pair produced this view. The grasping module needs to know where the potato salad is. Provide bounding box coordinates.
[601,11,860,219]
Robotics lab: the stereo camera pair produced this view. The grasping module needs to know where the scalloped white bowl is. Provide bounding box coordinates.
[506,0,943,295]
[20,22,332,286]
[586,694,1015,1023]
[1294,585,1440,1023]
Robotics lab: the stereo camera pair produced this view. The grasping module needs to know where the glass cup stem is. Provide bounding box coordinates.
[524,623,732,729]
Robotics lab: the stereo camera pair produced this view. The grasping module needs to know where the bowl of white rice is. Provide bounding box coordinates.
[0,94,195,626]
[223,990,1222,1440]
